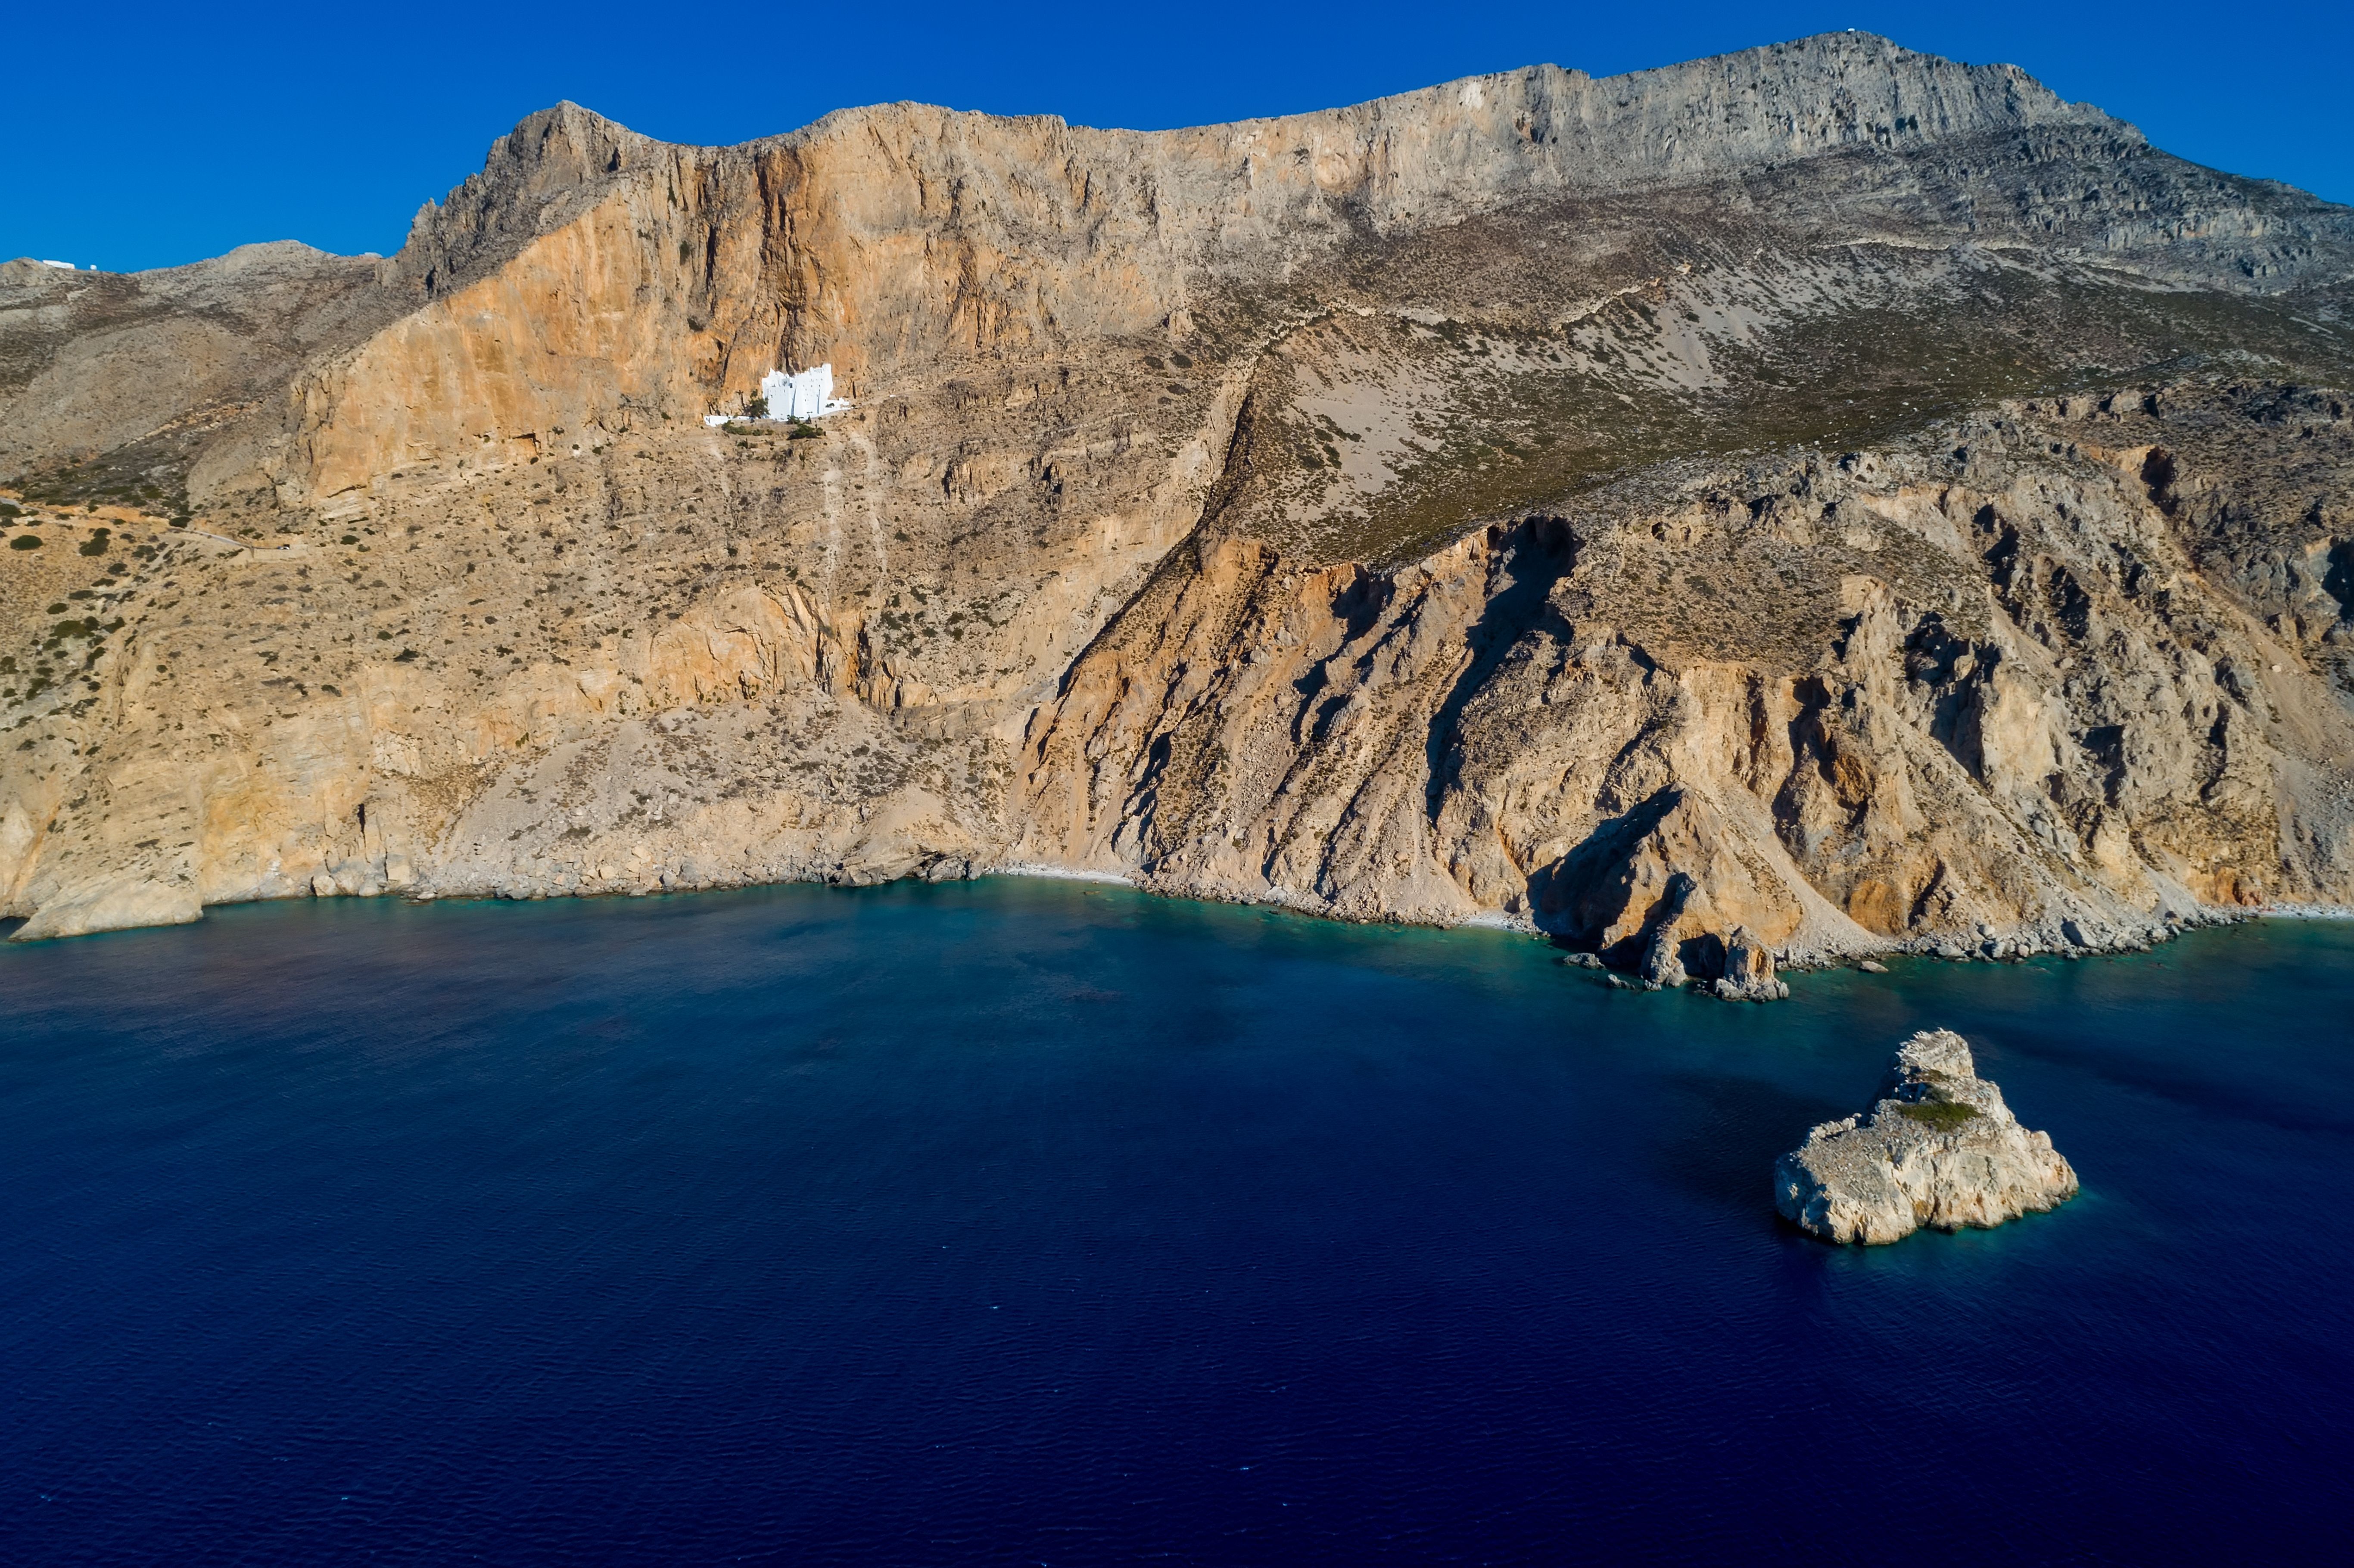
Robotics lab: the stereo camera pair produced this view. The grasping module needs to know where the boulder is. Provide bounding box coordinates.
[1774,1029,2078,1244]
[10,874,202,940]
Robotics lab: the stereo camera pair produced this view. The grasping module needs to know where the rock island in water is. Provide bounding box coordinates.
[1775,1029,2079,1244]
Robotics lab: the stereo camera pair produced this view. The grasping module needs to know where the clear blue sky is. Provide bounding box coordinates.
[6,2,2347,273]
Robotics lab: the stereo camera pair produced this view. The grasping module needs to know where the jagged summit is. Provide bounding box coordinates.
[422,31,2139,286]
[507,31,2121,162]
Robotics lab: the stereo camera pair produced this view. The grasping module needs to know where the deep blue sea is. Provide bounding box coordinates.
[2,881,2350,1565]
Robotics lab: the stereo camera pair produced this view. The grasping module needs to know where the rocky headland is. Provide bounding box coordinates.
[5,32,2354,976]
[1775,1028,2080,1243]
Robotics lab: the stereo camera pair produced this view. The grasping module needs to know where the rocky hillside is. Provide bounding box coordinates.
[4,32,2352,977]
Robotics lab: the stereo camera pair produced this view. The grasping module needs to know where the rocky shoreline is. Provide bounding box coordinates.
[8,815,2311,989]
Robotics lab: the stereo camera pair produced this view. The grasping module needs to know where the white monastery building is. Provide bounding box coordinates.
[705,363,850,426]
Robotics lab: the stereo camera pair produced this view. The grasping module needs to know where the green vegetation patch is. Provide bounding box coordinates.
[9,534,40,550]
[1895,1100,1981,1130]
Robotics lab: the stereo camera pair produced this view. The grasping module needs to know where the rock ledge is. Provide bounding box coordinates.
[1774,1029,2077,1244]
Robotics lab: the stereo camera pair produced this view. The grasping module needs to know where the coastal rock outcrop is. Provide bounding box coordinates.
[1712,928,1789,1002]
[1774,1030,2078,1243]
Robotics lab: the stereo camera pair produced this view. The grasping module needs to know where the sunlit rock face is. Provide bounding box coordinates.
[1775,1029,2080,1244]
[5,31,2354,946]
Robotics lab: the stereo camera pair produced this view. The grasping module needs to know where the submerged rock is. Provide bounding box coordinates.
[1774,1029,2078,1244]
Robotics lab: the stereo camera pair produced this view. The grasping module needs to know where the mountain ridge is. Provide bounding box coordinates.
[3,34,2351,973]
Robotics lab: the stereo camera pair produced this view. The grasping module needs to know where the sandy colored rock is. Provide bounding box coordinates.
[3,32,2353,949]
[12,872,202,940]
[1712,928,1789,1002]
[1774,1029,2079,1244]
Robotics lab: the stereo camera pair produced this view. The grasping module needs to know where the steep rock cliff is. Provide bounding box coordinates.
[1016,384,2354,977]
[4,32,2352,956]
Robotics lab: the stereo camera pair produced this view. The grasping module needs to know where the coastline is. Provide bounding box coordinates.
[10,863,2314,998]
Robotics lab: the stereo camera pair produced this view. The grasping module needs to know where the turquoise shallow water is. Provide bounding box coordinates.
[1,881,2349,1563]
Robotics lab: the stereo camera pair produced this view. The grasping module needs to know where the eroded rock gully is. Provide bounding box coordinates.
[1018,393,2354,979]
[4,33,2352,963]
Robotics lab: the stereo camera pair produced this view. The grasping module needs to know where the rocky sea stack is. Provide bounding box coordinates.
[1775,1030,2078,1244]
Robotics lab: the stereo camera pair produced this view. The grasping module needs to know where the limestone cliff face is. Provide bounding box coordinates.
[4,32,2353,957]
[252,28,2339,507]
[1015,387,2354,972]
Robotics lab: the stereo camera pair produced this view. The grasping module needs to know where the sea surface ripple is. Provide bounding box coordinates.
[2,882,2349,1563]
